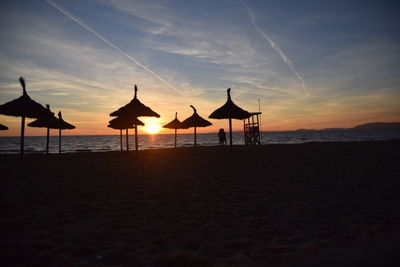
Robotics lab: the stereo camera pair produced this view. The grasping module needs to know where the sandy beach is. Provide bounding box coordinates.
[1,140,400,266]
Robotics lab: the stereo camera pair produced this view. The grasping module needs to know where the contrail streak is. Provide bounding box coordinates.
[46,0,191,102]
[240,0,310,98]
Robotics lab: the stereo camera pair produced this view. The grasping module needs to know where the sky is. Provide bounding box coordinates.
[0,0,399,136]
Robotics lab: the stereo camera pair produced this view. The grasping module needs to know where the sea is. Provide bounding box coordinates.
[1,130,399,154]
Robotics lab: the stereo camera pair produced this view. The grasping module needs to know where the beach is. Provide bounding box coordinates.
[1,140,400,266]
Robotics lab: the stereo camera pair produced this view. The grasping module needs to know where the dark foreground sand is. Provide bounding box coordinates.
[1,140,400,267]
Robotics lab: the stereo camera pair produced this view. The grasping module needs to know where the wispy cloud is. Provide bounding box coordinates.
[240,0,310,98]
[99,1,271,67]
[46,0,191,102]
[97,0,308,102]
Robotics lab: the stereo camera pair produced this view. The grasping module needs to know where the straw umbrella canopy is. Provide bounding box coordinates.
[0,77,52,155]
[108,116,144,151]
[54,111,75,153]
[163,112,188,148]
[181,105,212,147]
[27,104,58,154]
[0,123,8,130]
[209,88,251,149]
[110,84,160,151]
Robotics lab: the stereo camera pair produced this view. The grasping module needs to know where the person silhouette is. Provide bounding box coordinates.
[218,128,227,146]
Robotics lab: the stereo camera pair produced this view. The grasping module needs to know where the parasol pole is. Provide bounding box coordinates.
[135,124,138,151]
[194,126,197,147]
[20,116,25,155]
[227,89,233,150]
[229,117,233,150]
[58,128,61,153]
[126,128,129,151]
[258,98,262,141]
[174,128,177,148]
[174,112,178,148]
[46,127,50,154]
[119,129,122,151]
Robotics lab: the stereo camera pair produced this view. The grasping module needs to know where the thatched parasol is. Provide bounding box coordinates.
[110,85,160,151]
[0,123,8,130]
[209,88,250,149]
[0,77,52,155]
[55,111,75,153]
[181,105,212,147]
[28,104,58,154]
[163,112,187,148]
[108,116,144,151]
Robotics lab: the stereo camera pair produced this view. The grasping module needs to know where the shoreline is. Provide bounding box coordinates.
[1,139,399,266]
[0,138,399,156]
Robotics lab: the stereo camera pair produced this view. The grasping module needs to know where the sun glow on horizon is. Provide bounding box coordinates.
[141,118,162,134]
[143,123,161,134]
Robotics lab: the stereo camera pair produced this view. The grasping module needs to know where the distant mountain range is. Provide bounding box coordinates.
[294,122,400,132]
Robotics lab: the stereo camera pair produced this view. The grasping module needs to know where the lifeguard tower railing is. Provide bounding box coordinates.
[244,112,262,145]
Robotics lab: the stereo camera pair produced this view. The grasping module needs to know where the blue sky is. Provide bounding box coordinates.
[0,0,399,135]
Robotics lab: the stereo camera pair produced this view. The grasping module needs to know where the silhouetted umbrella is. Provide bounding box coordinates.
[209,88,250,149]
[110,85,160,151]
[181,105,212,147]
[163,112,187,148]
[108,116,144,151]
[0,77,52,155]
[0,123,8,130]
[55,111,75,153]
[28,105,58,154]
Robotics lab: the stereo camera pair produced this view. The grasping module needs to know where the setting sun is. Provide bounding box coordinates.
[143,123,161,134]
[141,117,162,134]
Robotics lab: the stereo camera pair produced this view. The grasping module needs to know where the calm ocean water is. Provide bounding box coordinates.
[0,130,399,154]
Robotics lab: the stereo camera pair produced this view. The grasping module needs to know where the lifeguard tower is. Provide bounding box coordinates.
[244,112,262,145]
